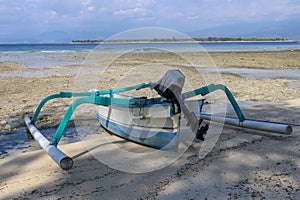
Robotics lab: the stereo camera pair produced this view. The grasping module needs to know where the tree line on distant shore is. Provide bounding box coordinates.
[71,37,287,43]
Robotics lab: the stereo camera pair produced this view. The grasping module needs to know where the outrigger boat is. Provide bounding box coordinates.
[25,70,293,170]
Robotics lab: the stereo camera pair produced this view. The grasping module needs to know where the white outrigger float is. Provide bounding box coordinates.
[25,70,293,170]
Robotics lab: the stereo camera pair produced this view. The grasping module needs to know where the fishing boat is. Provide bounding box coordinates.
[24,70,293,170]
[95,92,180,149]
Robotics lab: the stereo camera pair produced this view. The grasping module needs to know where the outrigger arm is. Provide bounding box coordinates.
[183,84,292,135]
[24,83,149,170]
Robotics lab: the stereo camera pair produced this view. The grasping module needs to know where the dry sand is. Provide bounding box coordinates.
[0,50,299,199]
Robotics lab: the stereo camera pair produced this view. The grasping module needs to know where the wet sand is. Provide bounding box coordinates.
[0,50,299,199]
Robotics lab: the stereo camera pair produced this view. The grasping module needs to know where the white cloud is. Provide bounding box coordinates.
[48,10,57,16]
[187,15,200,20]
[81,0,92,5]
[113,7,149,17]
[87,6,95,11]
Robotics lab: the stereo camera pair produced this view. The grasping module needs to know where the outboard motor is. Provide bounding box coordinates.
[150,70,209,140]
[152,69,185,100]
[150,70,184,113]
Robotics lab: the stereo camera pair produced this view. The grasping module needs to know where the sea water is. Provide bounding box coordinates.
[1,41,300,53]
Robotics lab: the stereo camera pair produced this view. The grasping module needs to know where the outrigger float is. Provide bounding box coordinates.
[25,70,293,170]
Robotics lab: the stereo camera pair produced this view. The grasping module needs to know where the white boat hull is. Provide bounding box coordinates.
[96,94,179,149]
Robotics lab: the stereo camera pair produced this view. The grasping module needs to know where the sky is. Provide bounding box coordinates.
[0,0,300,43]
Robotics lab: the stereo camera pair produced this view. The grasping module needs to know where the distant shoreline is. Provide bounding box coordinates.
[70,37,292,44]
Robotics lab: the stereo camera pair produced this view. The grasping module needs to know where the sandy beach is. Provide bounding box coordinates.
[0,50,299,199]
[1,50,299,131]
